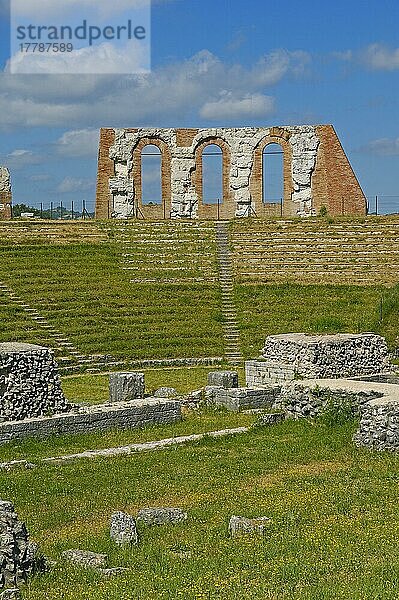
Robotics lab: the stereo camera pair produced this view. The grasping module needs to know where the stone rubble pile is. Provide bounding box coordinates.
[0,343,70,422]
[273,382,382,420]
[0,500,45,591]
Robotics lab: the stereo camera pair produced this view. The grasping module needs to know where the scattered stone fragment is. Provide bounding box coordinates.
[255,412,286,426]
[229,515,271,537]
[98,567,129,578]
[207,371,238,389]
[0,499,44,588]
[0,461,37,472]
[61,549,107,569]
[109,372,145,402]
[137,507,187,526]
[153,387,178,398]
[110,512,138,546]
[0,589,21,600]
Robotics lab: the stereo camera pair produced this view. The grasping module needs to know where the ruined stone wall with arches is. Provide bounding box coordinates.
[96,125,366,219]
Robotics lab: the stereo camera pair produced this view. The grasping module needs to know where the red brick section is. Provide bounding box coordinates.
[0,191,12,220]
[176,129,199,147]
[313,125,366,216]
[95,128,116,219]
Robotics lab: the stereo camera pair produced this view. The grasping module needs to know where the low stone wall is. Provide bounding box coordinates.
[0,343,70,422]
[260,333,390,380]
[274,381,382,419]
[353,398,399,450]
[0,398,181,443]
[245,360,295,386]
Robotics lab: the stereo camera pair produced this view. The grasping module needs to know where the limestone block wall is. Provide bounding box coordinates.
[0,343,71,422]
[260,333,390,380]
[95,124,366,220]
[0,168,12,220]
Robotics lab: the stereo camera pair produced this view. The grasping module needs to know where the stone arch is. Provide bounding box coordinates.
[194,138,233,219]
[132,137,172,218]
[250,131,294,217]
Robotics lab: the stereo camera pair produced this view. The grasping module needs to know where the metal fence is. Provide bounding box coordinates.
[366,196,399,216]
[11,199,96,220]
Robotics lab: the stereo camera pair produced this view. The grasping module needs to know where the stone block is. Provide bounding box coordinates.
[153,387,178,398]
[109,372,145,402]
[229,515,271,537]
[61,549,107,569]
[245,360,295,386]
[137,507,187,526]
[256,412,286,426]
[207,371,238,389]
[211,387,279,412]
[0,590,21,600]
[110,512,138,546]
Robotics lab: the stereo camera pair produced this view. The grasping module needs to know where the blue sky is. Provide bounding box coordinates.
[0,0,398,212]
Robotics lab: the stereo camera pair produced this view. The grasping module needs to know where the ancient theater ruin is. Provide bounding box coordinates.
[95,125,367,220]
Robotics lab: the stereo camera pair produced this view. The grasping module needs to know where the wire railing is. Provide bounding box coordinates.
[11,199,96,220]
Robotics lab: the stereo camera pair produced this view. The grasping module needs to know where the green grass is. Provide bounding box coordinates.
[61,366,245,405]
[235,283,395,358]
[3,419,399,599]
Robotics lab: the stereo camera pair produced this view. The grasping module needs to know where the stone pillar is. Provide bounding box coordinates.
[109,372,145,402]
[0,343,70,422]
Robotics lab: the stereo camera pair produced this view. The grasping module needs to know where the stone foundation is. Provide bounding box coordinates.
[0,343,71,422]
[209,386,280,412]
[354,398,399,451]
[0,398,182,443]
[274,381,381,419]
[260,333,390,380]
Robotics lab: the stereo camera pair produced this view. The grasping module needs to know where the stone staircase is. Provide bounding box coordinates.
[215,222,243,365]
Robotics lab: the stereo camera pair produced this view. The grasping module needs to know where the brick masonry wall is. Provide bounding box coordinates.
[95,125,367,219]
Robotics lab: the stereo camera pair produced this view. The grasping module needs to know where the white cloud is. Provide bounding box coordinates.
[334,43,399,71]
[359,137,399,156]
[0,48,311,129]
[8,41,149,75]
[2,149,42,169]
[361,44,399,71]
[57,176,94,193]
[200,92,275,121]
[30,174,51,181]
[56,129,99,157]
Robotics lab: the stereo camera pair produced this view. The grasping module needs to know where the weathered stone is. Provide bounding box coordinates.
[98,567,129,577]
[255,412,286,426]
[0,500,44,589]
[0,343,71,422]
[260,333,390,380]
[61,549,107,569]
[0,398,182,444]
[207,371,238,389]
[109,372,145,402]
[0,589,21,600]
[229,515,271,537]
[137,507,187,526]
[210,386,279,412]
[153,387,178,398]
[110,512,138,546]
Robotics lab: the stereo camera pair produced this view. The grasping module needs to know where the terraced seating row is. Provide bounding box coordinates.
[230,216,399,286]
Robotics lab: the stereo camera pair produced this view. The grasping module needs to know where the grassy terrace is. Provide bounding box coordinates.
[3,418,399,599]
[0,221,224,362]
